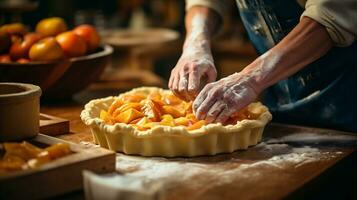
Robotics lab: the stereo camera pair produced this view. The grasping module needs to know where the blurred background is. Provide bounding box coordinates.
[0,0,257,100]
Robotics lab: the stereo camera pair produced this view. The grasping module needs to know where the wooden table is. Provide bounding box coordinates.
[41,100,357,200]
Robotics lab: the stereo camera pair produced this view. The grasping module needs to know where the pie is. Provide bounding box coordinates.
[81,87,272,157]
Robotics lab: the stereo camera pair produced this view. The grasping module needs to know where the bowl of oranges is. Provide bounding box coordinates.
[0,18,113,99]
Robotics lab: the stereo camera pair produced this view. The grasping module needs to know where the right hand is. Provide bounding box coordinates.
[169,47,217,101]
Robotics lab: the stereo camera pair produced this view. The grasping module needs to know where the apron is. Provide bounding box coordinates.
[236,0,357,132]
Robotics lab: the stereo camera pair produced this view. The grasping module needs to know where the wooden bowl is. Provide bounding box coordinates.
[0,45,113,99]
[102,28,180,49]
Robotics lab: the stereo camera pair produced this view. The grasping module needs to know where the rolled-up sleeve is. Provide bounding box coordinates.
[185,0,228,19]
[301,0,357,47]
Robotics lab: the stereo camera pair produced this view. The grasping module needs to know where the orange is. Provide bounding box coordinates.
[56,31,87,57]
[10,32,43,60]
[29,37,64,61]
[36,17,67,37]
[0,23,28,35]
[73,24,100,51]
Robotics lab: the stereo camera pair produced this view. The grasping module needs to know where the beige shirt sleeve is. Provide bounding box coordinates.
[301,0,357,47]
[185,0,228,19]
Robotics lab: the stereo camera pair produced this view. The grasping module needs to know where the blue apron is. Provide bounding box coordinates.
[236,0,357,132]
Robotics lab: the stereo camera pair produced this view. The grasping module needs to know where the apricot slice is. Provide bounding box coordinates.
[148,91,161,100]
[186,113,198,123]
[27,155,51,169]
[186,120,206,131]
[136,117,151,126]
[142,99,162,122]
[160,114,175,126]
[134,117,152,131]
[130,117,143,124]
[230,107,250,121]
[43,143,71,160]
[112,103,142,117]
[247,105,265,119]
[183,101,193,114]
[108,99,124,115]
[164,93,182,105]
[115,108,144,124]
[148,92,165,106]
[121,93,147,102]
[0,142,72,172]
[4,141,42,160]
[100,110,115,124]
[174,117,190,126]
[162,105,185,118]
[0,156,26,172]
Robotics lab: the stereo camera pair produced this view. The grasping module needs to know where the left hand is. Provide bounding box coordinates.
[193,72,260,123]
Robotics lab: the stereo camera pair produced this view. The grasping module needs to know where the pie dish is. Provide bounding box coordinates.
[81,87,272,157]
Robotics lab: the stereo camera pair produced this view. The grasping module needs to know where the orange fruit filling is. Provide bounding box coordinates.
[0,141,71,173]
[100,90,257,130]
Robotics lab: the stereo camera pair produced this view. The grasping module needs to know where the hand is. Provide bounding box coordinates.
[193,72,260,123]
[169,46,217,101]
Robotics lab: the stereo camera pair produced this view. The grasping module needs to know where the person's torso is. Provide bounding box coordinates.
[235,0,357,132]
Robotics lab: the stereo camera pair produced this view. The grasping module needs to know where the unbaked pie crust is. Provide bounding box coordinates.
[81,87,272,157]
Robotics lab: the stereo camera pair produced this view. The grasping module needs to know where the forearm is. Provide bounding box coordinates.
[169,6,221,100]
[183,6,221,52]
[242,17,333,92]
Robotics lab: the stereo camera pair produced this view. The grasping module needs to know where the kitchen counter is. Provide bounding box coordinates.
[41,100,357,200]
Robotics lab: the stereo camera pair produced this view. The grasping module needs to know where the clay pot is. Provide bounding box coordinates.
[0,82,41,141]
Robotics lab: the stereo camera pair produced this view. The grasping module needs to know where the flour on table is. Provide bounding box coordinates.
[80,141,100,148]
[113,143,346,200]
[116,145,335,182]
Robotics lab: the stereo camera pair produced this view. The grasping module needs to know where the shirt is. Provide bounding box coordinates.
[186,0,357,47]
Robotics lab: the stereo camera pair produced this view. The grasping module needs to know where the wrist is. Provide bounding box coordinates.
[228,72,262,96]
[241,50,283,92]
[182,39,213,60]
[183,34,211,51]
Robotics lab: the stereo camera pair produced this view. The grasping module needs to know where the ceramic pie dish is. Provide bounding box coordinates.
[81,87,272,157]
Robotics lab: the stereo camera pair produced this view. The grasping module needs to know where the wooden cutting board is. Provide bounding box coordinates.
[0,134,116,200]
[40,113,70,136]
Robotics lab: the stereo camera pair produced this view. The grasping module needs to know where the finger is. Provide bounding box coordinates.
[187,70,200,101]
[215,106,233,124]
[171,74,186,100]
[195,89,219,120]
[178,71,190,101]
[168,69,175,89]
[206,66,217,83]
[192,83,212,113]
[205,101,227,123]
